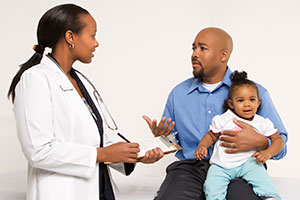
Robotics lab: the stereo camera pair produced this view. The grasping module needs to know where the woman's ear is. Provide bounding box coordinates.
[227,99,234,109]
[65,30,75,47]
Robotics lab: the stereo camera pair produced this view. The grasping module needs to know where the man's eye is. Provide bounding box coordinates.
[192,47,196,51]
[201,47,207,50]
[250,98,256,102]
[237,99,243,102]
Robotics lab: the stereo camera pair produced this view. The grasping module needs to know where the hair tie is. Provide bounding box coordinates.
[33,44,45,54]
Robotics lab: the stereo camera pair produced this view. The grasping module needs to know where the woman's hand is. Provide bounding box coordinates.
[142,115,175,137]
[97,142,140,163]
[140,147,164,164]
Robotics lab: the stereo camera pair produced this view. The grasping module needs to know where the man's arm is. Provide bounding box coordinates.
[257,89,287,159]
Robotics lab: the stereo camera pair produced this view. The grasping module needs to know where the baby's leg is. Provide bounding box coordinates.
[204,164,232,200]
[239,158,281,200]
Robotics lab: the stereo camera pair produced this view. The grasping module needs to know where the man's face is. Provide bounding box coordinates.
[191,31,222,82]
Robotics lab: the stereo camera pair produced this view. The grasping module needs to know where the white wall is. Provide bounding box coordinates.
[1,0,299,187]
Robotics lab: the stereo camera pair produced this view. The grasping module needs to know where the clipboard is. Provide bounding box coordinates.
[135,133,182,158]
[104,132,182,164]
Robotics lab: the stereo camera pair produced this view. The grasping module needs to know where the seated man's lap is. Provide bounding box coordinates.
[155,160,261,200]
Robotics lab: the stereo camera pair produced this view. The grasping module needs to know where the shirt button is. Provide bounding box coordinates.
[208,110,211,114]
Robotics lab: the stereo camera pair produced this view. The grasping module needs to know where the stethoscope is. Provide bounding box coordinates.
[47,53,118,132]
[74,69,118,131]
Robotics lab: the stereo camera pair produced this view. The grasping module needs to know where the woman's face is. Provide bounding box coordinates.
[73,14,99,63]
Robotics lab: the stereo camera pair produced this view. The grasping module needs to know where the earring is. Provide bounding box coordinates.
[69,43,74,49]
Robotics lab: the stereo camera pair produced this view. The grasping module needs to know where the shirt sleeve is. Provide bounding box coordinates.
[257,87,287,160]
[209,115,224,134]
[262,118,278,137]
[14,70,97,178]
[162,91,176,133]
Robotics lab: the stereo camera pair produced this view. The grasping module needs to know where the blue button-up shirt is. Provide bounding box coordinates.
[163,68,287,160]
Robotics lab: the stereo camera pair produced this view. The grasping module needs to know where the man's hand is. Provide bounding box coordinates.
[219,119,268,153]
[142,115,175,137]
[139,147,164,164]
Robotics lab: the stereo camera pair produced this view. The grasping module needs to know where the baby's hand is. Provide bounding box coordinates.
[251,150,272,164]
[194,145,207,160]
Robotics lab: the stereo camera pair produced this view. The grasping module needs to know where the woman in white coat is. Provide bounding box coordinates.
[8,4,163,200]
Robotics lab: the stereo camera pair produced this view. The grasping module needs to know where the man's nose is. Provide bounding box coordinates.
[192,48,199,58]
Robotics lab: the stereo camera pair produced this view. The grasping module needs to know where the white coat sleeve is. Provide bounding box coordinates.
[14,70,97,179]
[103,131,135,175]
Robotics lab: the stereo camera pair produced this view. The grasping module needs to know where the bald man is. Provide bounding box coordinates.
[143,27,287,200]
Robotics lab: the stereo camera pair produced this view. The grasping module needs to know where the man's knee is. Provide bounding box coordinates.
[226,178,261,200]
[155,160,209,200]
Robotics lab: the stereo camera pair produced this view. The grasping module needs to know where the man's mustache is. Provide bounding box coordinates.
[192,58,203,68]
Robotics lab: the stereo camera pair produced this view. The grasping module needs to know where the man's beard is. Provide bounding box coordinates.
[193,67,205,80]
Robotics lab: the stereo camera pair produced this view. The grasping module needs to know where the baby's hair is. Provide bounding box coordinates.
[223,70,259,111]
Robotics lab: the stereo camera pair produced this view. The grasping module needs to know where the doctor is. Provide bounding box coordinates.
[8,4,163,200]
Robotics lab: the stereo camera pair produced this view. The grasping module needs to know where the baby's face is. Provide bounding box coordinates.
[230,85,261,119]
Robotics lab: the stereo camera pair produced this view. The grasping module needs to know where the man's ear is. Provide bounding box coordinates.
[220,49,229,62]
[227,99,234,109]
[65,30,75,47]
[258,98,261,107]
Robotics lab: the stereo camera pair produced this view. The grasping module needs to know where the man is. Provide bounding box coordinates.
[143,27,287,199]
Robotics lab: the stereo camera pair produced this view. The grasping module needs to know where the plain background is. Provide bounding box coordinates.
[1,0,299,192]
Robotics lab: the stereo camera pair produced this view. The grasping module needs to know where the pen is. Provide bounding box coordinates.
[117,132,131,143]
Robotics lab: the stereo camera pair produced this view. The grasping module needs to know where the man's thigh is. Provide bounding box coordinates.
[226,178,261,200]
[154,160,210,200]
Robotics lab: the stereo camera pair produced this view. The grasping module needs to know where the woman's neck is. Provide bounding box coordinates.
[51,44,75,75]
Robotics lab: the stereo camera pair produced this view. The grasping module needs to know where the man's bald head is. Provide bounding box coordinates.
[196,27,233,60]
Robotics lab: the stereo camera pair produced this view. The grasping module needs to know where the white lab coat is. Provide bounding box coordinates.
[14,56,127,200]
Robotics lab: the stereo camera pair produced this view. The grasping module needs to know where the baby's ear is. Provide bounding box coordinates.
[227,99,234,109]
[258,98,261,106]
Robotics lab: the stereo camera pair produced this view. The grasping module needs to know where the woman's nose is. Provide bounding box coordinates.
[95,39,99,48]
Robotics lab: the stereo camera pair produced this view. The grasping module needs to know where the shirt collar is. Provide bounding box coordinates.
[187,67,232,94]
[41,54,64,75]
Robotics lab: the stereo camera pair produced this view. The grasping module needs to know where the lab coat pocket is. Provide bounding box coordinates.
[37,169,73,200]
[36,169,56,199]
[59,84,74,92]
